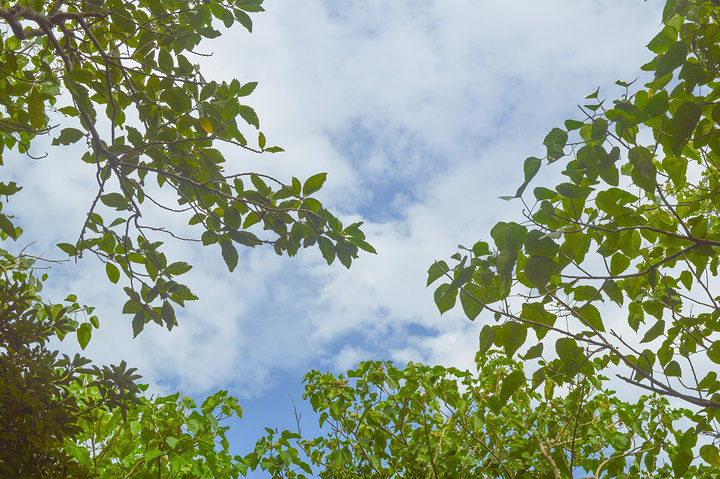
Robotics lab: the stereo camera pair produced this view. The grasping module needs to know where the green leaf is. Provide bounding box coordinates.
[700,444,720,468]
[234,9,253,32]
[28,87,45,130]
[459,285,483,320]
[448,265,476,293]
[665,360,681,377]
[223,205,242,229]
[522,343,543,360]
[106,263,120,284]
[491,222,527,251]
[144,448,163,462]
[525,256,554,289]
[499,370,525,403]
[564,119,584,130]
[670,101,701,155]
[132,311,145,337]
[237,81,258,97]
[556,182,591,199]
[610,253,630,275]
[708,342,720,364]
[524,230,559,258]
[238,105,259,128]
[520,302,556,340]
[52,128,85,146]
[220,240,239,272]
[318,236,335,265]
[601,281,623,306]
[647,25,677,54]
[100,193,129,210]
[0,182,21,197]
[672,450,692,477]
[0,214,18,239]
[434,283,457,315]
[303,173,327,196]
[543,128,568,162]
[641,320,665,343]
[501,321,527,358]
[578,304,604,332]
[655,40,687,77]
[662,156,687,187]
[161,301,176,327]
[57,243,77,256]
[513,157,542,197]
[478,325,495,355]
[167,262,192,275]
[426,261,450,286]
[77,323,92,350]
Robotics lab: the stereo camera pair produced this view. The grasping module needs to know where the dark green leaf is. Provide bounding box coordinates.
[132,311,145,337]
[0,214,18,239]
[665,360,681,377]
[28,87,45,130]
[318,236,335,265]
[525,256,554,289]
[223,205,242,229]
[672,450,692,477]
[478,325,495,355]
[237,81,258,97]
[220,240,239,272]
[655,40,687,78]
[670,101,701,155]
[501,321,527,358]
[499,370,525,403]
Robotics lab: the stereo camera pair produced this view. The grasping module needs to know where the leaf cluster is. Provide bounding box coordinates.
[0,0,372,336]
[429,0,720,471]
[244,355,712,478]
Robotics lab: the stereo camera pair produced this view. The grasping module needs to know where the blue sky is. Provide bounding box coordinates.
[5,0,666,474]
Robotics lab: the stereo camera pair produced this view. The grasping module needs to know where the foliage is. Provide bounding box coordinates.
[244,354,715,478]
[0,0,372,337]
[428,0,720,473]
[0,250,141,477]
[0,0,373,476]
[66,386,246,478]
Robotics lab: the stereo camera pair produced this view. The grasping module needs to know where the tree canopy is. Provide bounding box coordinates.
[0,0,373,338]
[5,0,720,478]
[426,0,720,474]
[0,0,372,475]
[243,1,720,477]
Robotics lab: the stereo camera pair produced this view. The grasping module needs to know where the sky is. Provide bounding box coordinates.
[5,0,667,472]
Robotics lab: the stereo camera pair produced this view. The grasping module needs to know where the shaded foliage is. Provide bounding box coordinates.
[0,251,140,477]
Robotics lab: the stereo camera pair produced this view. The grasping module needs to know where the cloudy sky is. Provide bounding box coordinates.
[6,0,666,468]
